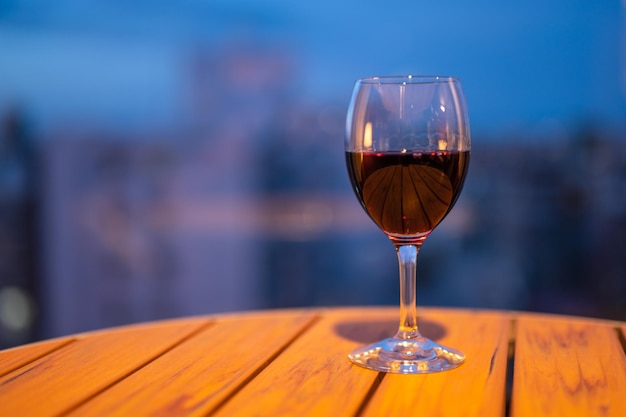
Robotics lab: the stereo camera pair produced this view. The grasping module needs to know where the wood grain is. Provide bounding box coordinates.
[1,308,625,417]
[360,309,511,417]
[210,308,397,417]
[66,310,318,417]
[0,337,74,378]
[0,318,209,417]
[511,315,626,417]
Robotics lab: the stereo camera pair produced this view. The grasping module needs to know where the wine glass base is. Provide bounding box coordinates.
[348,336,465,374]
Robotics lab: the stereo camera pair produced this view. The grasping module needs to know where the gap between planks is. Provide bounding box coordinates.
[617,326,626,356]
[207,313,323,416]
[0,338,77,378]
[352,372,386,417]
[60,320,215,416]
[505,316,517,417]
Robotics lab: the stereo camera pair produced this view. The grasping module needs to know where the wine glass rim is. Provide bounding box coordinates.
[358,75,460,84]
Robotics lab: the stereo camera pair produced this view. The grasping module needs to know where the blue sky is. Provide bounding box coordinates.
[0,0,624,134]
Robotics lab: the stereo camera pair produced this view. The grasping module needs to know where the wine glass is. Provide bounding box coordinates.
[345,75,471,373]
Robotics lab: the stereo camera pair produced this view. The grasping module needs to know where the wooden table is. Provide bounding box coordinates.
[1,307,625,416]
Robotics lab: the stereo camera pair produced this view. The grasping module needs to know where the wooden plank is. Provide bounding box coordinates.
[511,315,626,417]
[360,309,511,417]
[66,311,319,417]
[0,338,75,378]
[210,308,397,417]
[0,318,210,417]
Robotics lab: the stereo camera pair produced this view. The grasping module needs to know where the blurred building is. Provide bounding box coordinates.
[0,1,625,348]
[0,108,40,348]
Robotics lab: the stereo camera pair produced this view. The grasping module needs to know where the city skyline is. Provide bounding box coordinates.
[0,1,624,135]
[2,1,626,346]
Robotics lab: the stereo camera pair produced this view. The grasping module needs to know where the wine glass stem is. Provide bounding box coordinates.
[396,244,422,339]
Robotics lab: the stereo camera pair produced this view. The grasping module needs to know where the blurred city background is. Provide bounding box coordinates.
[1,1,625,348]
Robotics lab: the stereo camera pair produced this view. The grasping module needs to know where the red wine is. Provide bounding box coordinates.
[346,150,469,237]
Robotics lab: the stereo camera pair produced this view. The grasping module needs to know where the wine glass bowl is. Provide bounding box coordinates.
[345,75,470,373]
